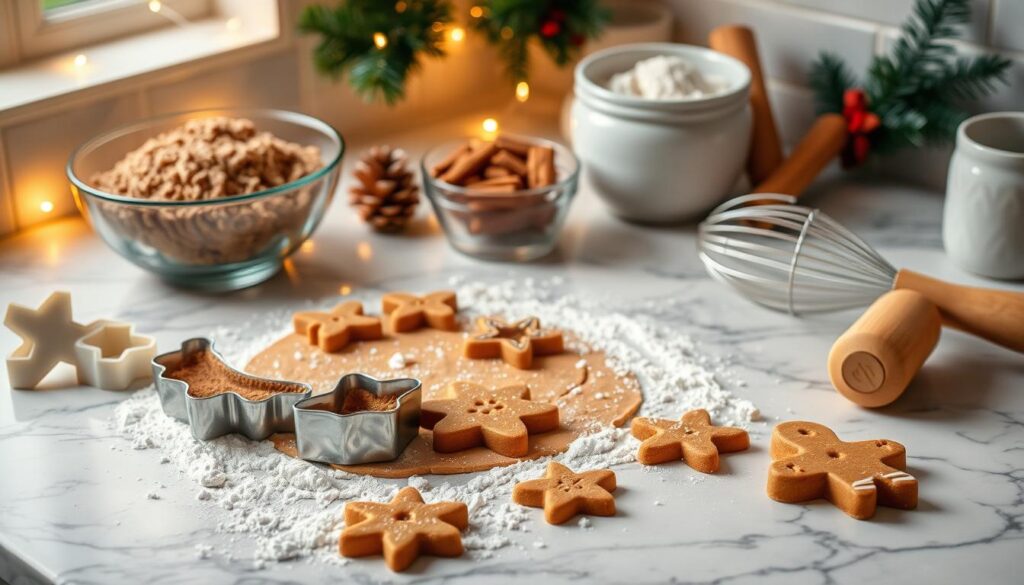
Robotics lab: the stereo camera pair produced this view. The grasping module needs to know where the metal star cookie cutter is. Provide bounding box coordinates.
[151,337,312,441]
[293,372,422,465]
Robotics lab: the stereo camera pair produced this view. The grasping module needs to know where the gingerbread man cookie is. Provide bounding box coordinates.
[462,316,563,369]
[767,421,918,520]
[293,301,383,352]
[630,409,750,473]
[382,290,458,333]
[340,487,468,572]
[420,381,559,457]
[512,462,617,525]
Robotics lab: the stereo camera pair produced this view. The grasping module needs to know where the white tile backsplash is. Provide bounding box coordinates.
[668,0,878,85]
[6,96,142,229]
[777,0,991,44]
[991,0,1024,52]
[147,51,302,113]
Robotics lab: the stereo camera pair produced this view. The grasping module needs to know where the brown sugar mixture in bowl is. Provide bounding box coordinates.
[166,349,307,401]
[91,117,322,201]
[89,117,325,265]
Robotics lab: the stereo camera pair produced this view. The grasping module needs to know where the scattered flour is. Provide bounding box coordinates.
[387,352,408,369]
[113,277,757,567]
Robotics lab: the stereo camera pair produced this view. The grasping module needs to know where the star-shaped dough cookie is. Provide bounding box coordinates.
[292,301,383,352]
[4,291,95,389]
[340,487,468,572]
[512,462,617,525]
[462,316,563,369]
[630,409,750,473]
[420,381,559,457]
[382,290,458,332]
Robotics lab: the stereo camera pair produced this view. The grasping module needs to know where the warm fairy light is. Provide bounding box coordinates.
[148,0,162,13]
[339,284,352,296]
[301,240,315,253]
[515,81,530,102]
[395,1,407,13]
[73,54,88,68]
[356,242,373,261]
[225,17,241,31]
[39,201,54,213]
[449,26,465,42]
[373,32,388,49]
[431,21,445,33]
[470,5,484,18]
[482,117,499,133]
[500,26,514,40]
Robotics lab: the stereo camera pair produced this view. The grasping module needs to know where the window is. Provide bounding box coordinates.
[3,0,211,61]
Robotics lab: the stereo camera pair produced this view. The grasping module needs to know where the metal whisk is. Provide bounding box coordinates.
[697,194,1024,352]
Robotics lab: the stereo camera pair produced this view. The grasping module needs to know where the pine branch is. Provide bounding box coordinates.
[921,54,1012,101]
[809,52,858,114]
[299,0,453,104]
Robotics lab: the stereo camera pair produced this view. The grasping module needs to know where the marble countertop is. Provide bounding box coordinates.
[1,111,1022,585]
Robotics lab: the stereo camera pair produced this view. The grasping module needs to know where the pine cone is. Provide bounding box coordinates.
[349,146,419,233]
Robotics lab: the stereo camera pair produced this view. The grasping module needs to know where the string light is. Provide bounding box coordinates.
[301,240,315,253]
[431,21,445,33]
[339,284,352,296]
[373,32,388,49]
[515,81,530,102]
[148,0,162,13]
[73,54,88,68]
[395,1,407,13]
[500,26,514,40]
[482,118,499,133]
[448,26,465,42]
[356,242,373,261]
[39,201,54,213]
[469,5,484,18]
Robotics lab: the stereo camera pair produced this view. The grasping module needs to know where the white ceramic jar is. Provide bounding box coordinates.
[571,43,751,223]
[943,112,1024,280]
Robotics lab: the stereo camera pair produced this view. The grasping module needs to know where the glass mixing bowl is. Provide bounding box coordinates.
[68,108,344,292]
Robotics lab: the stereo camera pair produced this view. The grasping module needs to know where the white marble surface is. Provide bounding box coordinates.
[1,110,1023,585]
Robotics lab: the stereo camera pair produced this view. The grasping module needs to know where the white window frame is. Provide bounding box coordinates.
[5,0,212,61]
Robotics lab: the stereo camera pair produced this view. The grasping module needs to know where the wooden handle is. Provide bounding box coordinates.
[709,25,783,185]
[894,269,1024,353]
[828,290,941,408]
[753,113,848,196]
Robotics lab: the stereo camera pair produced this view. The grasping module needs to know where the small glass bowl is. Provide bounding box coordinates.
[421,137,579,262]
[68,108,344,292]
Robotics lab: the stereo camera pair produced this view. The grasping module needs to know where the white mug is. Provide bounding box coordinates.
[943,112,1024,280]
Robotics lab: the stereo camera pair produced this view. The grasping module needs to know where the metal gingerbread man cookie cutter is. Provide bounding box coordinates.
[152,337,312,441]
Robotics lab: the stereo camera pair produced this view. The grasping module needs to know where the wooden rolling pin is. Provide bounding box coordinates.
[829,289,941,408]
[753,113,848,196]
[709,25,783,185]
[894,269,1024,354]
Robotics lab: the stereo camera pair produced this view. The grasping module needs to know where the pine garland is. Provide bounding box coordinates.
[299,0,454,104]
[472,0,609,83]
[809,0,1010,165]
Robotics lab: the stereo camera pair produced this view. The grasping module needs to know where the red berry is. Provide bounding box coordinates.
[540,20,561,38]
[843,88,867,110]
[852,135,871,164]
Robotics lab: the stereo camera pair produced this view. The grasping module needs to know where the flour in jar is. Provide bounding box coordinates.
[608,55,726,100]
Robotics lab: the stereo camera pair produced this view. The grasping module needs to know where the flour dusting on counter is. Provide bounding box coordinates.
[113,277,758,567]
